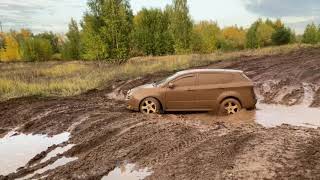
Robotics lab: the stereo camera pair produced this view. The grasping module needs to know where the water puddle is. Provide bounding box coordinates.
[0,131,70,175]
[255,104,320,128]
[102,163,153,180]
[172,103,320,129]
[18,157,78,180]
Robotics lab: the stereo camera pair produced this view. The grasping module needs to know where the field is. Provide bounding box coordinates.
[0,44,309,100]
[1,45,320,179]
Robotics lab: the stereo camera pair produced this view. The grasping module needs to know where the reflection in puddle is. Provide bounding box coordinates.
[0,131,70,175]
[255,104,320,128]
[19,157,78,180]
[102,163,152,180]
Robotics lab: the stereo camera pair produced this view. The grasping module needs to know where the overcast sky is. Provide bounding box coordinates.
[0,0,319,34]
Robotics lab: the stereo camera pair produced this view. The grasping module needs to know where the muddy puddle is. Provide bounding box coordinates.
[175,104,320,129]
[255,104,320,128]
[0,131,70,176]
[102,163,152,180]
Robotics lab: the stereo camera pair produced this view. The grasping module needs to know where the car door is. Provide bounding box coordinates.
[165,74,196,110]
[196,73,233,109]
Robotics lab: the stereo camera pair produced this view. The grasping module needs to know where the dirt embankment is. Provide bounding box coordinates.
[1,47,320,180]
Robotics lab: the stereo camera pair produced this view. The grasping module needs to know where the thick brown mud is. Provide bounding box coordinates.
[1,47,320,179]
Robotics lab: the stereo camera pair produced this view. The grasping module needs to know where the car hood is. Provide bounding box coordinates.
[129,83,155,93]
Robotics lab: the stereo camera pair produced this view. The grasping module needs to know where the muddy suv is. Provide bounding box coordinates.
[126,69,257,115]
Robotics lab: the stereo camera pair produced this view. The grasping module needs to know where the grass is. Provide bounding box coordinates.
[0,44,316,100]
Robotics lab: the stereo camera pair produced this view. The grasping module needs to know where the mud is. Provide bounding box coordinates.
[1,47,320,179]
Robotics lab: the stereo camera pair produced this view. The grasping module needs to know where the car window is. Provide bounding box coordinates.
[198,73,234,85]
[155,73,178,86]
[172,75,195,87]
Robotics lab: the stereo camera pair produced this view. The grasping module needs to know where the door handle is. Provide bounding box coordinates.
[187,89,195,91]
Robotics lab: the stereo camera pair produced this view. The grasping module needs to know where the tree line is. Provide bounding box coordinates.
[1,0,320,62]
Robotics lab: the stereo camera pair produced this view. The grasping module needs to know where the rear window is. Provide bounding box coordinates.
[198,73,234,85]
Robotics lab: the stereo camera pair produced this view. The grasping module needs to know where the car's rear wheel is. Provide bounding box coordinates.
[140,98,161,114]
[219,98,242,115]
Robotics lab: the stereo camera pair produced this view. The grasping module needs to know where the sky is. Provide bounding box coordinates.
[0,0,319,34]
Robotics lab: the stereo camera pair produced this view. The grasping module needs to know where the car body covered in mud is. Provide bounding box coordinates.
[126,69,257,115]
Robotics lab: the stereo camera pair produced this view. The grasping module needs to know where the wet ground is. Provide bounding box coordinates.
[1,47,320,179]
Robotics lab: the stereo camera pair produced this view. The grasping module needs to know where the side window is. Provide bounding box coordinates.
[199,73,234,85]
[172,75,195,87]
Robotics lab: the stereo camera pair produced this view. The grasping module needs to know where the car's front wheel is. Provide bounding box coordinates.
[219,98,242,115]
[140,98,161,114]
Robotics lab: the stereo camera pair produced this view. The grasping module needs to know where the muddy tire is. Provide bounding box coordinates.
[140,98,161,114]
[219,98,242,115]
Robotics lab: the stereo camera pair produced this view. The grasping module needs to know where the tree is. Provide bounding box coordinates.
[20,37,53,61]
[302,23,319,44]
[272,26,293,45]
[246,19,289,48]
[167,0,193,53]
[246,20,260,49]
[220,26,246,50]
[35,32,60,54]
[81,14,107,60]
[0,33,21,61]
[132,8,174,56]
[191,21,220,53]
[81,0,133,60]
[0,32,5,50]
[256,23,275,47]
[62,18,81,60]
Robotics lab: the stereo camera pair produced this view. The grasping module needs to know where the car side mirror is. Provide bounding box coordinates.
[168,83,175,89]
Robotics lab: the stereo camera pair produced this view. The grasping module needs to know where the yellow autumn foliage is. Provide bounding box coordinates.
[0,33,21,62]
[222,26,246,50]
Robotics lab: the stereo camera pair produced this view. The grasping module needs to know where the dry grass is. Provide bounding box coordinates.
[0,44,315,100]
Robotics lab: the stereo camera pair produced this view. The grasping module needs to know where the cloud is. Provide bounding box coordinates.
[245,0,320,33]
[245,0,320,17]
[0,0,87,33]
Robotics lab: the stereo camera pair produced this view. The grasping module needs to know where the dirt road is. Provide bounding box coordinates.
[1,47,320,179]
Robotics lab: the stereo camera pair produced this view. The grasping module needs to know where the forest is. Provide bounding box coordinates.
[0,0,320,62]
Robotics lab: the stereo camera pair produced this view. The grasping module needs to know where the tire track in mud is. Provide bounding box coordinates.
[221,127,314,180]
[273,130,320,179]
[145,125,227,167]
[149,128,258,180]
